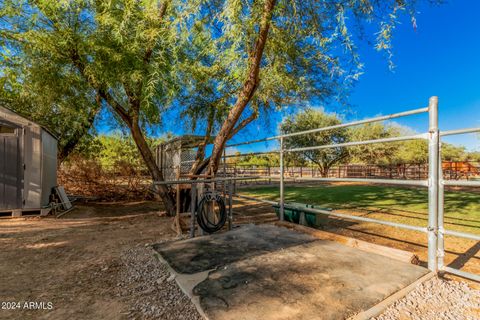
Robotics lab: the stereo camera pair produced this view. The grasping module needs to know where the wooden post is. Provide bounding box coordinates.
[190,183,196,238]
[175,166,181,236]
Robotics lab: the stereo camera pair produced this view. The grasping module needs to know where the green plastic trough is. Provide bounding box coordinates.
[272,203,332,227]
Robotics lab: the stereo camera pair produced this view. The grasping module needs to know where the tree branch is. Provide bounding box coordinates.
[69,48,133,126]
[190,105,216,174]
[100,89,132,124]
[58,93,101,163]
[228,111,258,140]
[143,0,170,65]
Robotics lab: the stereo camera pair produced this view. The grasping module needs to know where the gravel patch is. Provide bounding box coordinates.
[118,245,203,320]
[373,277,480,320]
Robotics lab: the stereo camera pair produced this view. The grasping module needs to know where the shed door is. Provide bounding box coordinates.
[0,126,23,210]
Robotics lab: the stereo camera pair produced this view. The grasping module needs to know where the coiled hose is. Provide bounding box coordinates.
[196,191,227,233]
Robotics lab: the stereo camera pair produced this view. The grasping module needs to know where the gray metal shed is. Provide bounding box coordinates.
[0,106,57,216]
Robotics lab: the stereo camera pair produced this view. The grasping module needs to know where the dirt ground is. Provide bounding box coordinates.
[0,201,183,320]
[1,196,479,320]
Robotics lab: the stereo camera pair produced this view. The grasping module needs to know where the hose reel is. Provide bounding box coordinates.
[196,191,227,233]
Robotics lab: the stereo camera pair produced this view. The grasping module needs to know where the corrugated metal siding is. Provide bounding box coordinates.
[41,130,57,206]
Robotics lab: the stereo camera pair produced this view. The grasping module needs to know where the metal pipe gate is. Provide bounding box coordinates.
[224,96,480,281]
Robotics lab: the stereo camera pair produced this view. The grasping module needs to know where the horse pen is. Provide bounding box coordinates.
[1,97,480,320]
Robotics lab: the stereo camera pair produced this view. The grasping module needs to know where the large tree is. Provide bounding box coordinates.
[1,0,434,215]
[1,0,181,213]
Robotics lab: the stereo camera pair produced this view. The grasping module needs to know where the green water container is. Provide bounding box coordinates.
[273,203,332,227]
[306,204,332,228]
[273,203,301,223]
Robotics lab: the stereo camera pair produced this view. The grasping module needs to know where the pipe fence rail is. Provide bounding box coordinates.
[220,96,480,281]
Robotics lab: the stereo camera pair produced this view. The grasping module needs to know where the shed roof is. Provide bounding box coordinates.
[0,105,58,140]
[160,135,215,149]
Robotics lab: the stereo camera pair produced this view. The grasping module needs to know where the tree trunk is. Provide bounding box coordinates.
[208,0,276,173]
[319,166,329,178]
[129,119,176,215]
[70,48,177,215]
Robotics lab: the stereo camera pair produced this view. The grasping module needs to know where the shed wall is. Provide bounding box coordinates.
[155,142,197,181]
[41,130,57,206]
[0,106,59,211]
[23,125,42,209]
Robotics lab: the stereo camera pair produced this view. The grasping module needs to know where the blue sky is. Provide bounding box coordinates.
[224,0,480,154]
[347,0,480,151]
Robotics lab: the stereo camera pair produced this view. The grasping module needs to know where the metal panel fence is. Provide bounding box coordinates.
[221,96,480,281]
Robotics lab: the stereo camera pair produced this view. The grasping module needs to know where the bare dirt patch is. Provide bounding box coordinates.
[0,201,200,320]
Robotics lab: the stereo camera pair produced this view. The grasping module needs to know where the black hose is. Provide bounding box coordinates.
[196,192,227,233]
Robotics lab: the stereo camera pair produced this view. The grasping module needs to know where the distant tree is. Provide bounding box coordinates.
[468,151,480,162]
[348,123,402,165]
[237,154,280,167]
[441,143,469,162]
[393,140,428,164]
[350,126,472,165]
[96,134,148,168]
[284,153,309,168]
[64,133,168,168]
[280,109,349,177]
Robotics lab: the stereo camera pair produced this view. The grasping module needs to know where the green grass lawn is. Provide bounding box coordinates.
[240,184,480,233]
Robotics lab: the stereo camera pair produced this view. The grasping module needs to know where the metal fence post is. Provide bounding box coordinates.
[437,142,445,272]
[280,137,285,221]
[427,96,439,272]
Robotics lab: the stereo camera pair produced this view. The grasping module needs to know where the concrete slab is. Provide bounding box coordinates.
[153,224,429,320]
[153,224,316,274]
